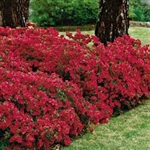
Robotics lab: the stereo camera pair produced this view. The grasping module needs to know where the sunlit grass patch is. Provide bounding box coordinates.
[129,27,150,45]
[63,100,150,150]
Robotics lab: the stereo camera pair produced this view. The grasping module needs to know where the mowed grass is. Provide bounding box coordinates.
[63,101,150,150]
[60,26,150,46]
[129,27,150,46]
[62,27,150,150]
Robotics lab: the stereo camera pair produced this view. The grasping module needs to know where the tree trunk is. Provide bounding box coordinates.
[0,1,4,26]
[0,0,30,28]
[95,0,129,45]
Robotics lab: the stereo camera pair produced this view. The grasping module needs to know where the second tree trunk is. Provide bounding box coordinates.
[95,0,129,45]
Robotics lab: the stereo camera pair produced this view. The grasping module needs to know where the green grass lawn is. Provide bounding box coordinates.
[63,101,150,150]
[129,27,150,46]
[60,26,150,46]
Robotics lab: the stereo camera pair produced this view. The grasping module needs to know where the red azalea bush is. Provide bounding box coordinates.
[0,27,150,149]
[0,70,84,149]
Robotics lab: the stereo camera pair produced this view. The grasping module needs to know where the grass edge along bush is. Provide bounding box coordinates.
[0,27,150,149]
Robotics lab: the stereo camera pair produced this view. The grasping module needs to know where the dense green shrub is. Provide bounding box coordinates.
[129,0,150,21]
[30,0,99,27]
[30,0,150,27]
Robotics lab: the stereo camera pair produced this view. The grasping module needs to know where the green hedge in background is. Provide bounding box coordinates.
[129,0,150,22]
[30,0,150,27]
[30,0,99,27]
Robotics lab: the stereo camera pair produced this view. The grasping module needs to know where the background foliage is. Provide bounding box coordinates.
[30,0,99,27]
[129,0,150,21]
[30,0,150,27]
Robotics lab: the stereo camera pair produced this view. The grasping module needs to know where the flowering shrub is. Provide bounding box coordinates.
[0,27,150,149]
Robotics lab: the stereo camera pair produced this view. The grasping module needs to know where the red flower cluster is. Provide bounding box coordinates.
[0,27,150,149]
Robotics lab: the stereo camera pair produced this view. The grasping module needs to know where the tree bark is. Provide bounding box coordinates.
[0,0,30,28]
[95,0,129,45]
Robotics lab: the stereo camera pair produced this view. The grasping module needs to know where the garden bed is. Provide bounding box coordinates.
[0,27,150,149]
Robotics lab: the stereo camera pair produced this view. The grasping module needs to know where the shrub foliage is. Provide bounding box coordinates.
[30,0,99,27]
[0,27,150,149]
[129,0,150,21]
[29,0,150,27]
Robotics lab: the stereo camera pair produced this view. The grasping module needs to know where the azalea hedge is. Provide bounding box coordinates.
[0,27,150,150]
